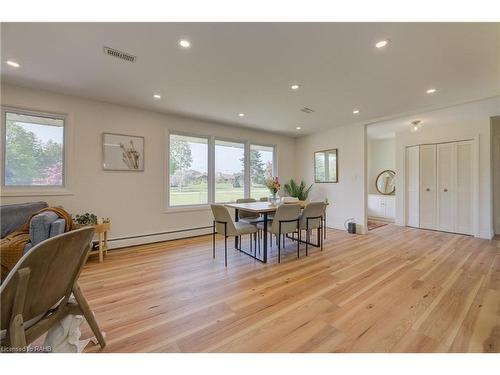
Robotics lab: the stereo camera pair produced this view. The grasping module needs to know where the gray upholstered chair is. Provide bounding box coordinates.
[299,202,326,254]
[258,204,301,263]
[211,205,258,267]
[0,227,106,350]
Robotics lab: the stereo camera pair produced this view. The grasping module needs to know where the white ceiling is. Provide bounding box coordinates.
[367,96,500,139]
[1,23,499,136]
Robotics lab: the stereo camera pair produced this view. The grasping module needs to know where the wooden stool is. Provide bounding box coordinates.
[93,222,110,263]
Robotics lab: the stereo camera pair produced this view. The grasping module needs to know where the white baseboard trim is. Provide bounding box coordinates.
[106,226,213,250]
[477,230,495,240]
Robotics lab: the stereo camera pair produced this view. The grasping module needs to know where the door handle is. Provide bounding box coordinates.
[444,188,448,192]
[426,188,430,192]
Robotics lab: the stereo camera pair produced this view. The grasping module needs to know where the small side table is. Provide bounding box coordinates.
[93,222,110,263]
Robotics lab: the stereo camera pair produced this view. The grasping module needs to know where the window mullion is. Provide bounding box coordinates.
[244,141,250,198]
[208,136,215,204]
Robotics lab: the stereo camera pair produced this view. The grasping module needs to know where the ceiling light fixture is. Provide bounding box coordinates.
[290,84,300,90]
[153,94,161,99]
[238,113,245,117]
[296,126,302,130]
[179,40,191,48]
[375,40,389,49]
[352,109,360,114]
[5,60,20,68]
[410,120,422,133]
[426,88,437,94]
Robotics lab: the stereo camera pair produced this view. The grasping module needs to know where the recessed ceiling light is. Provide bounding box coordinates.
[352,109,360,114]
[238,113,245,117]
[179,40,190,48]
[5,60,20,68]
[153,94,161,99]
[426,88,437,94]
[375,40,389,49]
[290,84,300,90]
[296,126,302,130]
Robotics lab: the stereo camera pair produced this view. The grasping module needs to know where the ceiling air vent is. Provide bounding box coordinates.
[301,107,315,114]
[103,47,136,63]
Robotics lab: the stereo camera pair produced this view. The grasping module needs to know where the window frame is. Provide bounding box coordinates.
[165,130,277,212]
[249,142,278,199]
[1,106,71,196]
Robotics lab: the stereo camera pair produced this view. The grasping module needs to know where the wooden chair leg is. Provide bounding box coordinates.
[73,282,106,348]
[9,314,26,349]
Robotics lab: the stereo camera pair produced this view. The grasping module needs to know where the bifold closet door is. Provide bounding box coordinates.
[437,143,455,232]
[419,145,437,230]
[455,141,473,234]
[406,146,420,227]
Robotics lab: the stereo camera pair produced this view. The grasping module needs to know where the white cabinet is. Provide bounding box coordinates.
[368,194,395,221]
[406,140,474,235]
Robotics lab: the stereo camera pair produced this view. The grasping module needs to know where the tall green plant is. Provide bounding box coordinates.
[283,179,313,200]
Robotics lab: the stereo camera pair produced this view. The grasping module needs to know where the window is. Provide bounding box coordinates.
[169,134,209,206]
[250,144,274,200]
[167,133,275,208]
[3,110,65,187]
[214,140,245,203]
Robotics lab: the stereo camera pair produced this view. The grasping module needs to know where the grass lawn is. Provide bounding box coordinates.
[170,182,269,206]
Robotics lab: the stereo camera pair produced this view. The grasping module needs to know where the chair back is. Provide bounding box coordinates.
[300,202,326,229]
[210,205,236,236]
[0,227,95,330]
[236,198,259,219]
[271,204,301,234]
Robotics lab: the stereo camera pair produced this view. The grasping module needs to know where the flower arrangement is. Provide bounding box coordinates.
[265,177,281,196]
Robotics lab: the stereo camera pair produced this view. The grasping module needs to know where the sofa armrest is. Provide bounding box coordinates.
[29,211,59,247]
[49,218,66,238]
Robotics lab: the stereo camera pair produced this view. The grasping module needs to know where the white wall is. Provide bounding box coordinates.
[0,84,296,248]
[367,137,395,195]
[393,98,499,239]
[492,116,500,235]
[295,123,366,234]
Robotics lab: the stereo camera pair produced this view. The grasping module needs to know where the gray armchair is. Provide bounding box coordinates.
[0,202,66,254]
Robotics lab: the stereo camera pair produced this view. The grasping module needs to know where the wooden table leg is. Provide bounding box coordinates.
[98,233,104,263]
[103,230,108,255]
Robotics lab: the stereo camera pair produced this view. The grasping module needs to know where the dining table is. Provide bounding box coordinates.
[224,200,327,263]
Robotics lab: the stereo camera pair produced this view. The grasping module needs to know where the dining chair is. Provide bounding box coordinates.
[258,204,301,263]
[236,198,260,223]
[259,197,268,202]
[211,205,258,267]
[0,227,106,350]
[299,202,326,255]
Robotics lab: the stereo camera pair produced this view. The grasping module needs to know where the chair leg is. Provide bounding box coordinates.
[9,314,26,349]
[306,222,309,256]
[297,231,300,258]
[321,226,323,251]
[212,221,216,259]
[224,236,228,267]
[73,282,106,348]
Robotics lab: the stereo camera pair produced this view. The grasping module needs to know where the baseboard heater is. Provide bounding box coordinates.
[105,225,213,250]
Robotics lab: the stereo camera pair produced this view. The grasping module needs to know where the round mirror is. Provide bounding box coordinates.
[375,170,396,195]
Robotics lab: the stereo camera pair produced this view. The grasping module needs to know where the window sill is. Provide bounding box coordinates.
[0,187,73,197]
[164,204,212,213]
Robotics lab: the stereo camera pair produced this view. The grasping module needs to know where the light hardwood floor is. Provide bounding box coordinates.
[79,225,500,353]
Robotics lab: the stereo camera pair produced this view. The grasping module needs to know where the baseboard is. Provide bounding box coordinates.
[477,229,495,240]
[106,226,213,249]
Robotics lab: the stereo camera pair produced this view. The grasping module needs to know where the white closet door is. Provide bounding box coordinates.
[455,141,473,234]
[419,145,437,230]
[406,146,420,227]
[437,143,456,232]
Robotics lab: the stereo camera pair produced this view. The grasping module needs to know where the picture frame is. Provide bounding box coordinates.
[314,148,338,183]
[102,133,144,171]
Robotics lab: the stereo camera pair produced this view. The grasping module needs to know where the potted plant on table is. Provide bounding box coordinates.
[283,179,313,201]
